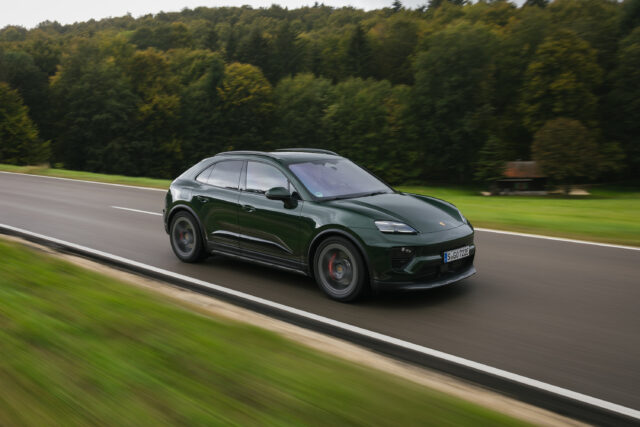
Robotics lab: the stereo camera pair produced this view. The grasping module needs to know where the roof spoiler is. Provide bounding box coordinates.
[275,148,339,156]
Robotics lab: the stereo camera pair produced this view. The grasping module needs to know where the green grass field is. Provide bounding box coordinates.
[0,239,526,425]
[2,164,638,246]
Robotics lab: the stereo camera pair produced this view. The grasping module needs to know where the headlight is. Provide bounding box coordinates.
[375,220,418,234]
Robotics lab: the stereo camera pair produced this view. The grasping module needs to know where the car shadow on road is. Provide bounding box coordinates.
[204,254,474,309]
[362,280,474,309]
[203,255,318,290]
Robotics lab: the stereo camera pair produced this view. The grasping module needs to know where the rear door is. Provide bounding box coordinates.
[237,161,304,264]
[192,160,243,249]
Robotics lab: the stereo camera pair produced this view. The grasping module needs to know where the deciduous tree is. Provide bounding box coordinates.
[521,30,602,133]
[0,83,49,165]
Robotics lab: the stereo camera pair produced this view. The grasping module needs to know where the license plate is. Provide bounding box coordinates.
[444,246,471,263]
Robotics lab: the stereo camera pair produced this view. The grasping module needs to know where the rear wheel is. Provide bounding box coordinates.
[170,211,206,262]
[313,237,368,302]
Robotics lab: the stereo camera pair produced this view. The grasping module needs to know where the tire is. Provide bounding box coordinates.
[313,237,368,302]
[169,211,206,262]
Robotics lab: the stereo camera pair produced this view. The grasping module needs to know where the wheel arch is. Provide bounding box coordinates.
[167,204,208,244]
[307,228,373,282]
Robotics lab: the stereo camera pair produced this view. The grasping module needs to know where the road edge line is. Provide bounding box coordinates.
[0,171,166,192]
[475,227,639,251]
[0,223,637,425]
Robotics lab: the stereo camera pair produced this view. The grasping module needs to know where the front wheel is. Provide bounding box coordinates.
[313,237,368,302]
[169,211,206,262]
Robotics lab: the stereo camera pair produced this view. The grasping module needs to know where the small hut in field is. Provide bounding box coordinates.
[495,161,547,194]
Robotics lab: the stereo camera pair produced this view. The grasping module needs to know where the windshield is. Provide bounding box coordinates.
[288,158,392,200]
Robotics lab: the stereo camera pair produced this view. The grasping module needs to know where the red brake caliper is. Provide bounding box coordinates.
[328,253,337,279]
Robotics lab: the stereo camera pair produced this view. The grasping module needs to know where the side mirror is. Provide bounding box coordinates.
[265,186,291,201]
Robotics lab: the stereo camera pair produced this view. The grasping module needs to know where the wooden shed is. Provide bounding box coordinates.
[496,161,547,194]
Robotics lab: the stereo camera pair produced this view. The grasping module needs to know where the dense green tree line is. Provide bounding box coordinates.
[0,0,638,185]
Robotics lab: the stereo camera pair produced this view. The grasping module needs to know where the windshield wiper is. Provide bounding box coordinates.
[321,191,390,201]
[361,191,390,197]
[321,194,356,201]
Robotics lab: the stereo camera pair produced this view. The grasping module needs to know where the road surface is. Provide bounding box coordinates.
[1,172,638,411]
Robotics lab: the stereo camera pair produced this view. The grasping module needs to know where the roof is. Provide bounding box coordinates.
[503,161,546,179]
[217,149,340,164]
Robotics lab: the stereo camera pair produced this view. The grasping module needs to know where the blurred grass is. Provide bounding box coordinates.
[0,239,526,426]
[0,164,171,189]
[2,163,637,246]
[399,186,640,247]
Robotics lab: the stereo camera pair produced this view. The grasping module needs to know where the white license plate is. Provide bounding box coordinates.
[444,246,471,263]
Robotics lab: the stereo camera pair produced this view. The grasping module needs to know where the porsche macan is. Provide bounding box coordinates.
[164,149,476,301]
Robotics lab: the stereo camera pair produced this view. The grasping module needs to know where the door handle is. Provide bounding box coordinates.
[242,204,256,213]
[196,195,208,203]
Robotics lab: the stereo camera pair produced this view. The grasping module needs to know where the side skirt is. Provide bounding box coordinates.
[208,243,309,277]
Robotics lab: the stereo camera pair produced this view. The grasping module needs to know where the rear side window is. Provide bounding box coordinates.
[196,165,214,184]
[198,160,243,190]
[246,162,288,194]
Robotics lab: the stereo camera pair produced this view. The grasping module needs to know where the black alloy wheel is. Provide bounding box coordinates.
[170,211,206,262]
[314,237,368,302]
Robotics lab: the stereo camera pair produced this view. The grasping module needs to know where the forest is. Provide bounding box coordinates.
[0,0,638,185]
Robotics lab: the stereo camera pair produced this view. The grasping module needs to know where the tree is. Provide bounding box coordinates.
[322,78,416,183]
[272,73,332,149]
[521,30,602,133]
[171,49,226,163]
[392,0,404,12]
[412,22,498,182]
[0,51,50,134]
[523,0,549,8]
[126,48,183,178]
[532,118,621,189]
[49,40,137,173]
[474,136,509,186]
[236,29,272,78]
[217,63,273,149]
[344,24,372,79]
[269,22,302,82]
[604,27,640,176]
[369,17,419,84]
[0,83,49,165]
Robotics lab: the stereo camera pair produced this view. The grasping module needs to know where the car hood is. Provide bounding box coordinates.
[327,192,466,233]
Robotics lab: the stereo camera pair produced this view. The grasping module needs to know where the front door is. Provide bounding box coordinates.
[237,161,304,265]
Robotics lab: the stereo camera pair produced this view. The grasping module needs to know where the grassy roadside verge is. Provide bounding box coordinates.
[0,164,171,189]
[0,239,526,426]
[2,163,637,246]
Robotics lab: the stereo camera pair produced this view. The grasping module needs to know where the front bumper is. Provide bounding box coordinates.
[372,262,476,291]
[355,224,477,291]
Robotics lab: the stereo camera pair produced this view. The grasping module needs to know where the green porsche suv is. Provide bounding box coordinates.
[164,149,476,301]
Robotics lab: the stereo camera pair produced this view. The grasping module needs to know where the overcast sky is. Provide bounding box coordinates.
[3,0,522,29]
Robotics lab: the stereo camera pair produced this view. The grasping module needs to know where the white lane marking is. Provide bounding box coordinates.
[475,228,640,252]
[0,223,638,420]
[3,170,638,251]
[111,206,162,216]
[0,171,166,192]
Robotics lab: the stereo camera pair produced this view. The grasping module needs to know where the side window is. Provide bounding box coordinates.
[246,162,289,194]
[203,160,243,189]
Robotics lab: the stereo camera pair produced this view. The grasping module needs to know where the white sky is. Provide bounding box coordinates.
[2,1,448,29]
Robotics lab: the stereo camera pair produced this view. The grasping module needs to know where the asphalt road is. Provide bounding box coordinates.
[1,172,639,411]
